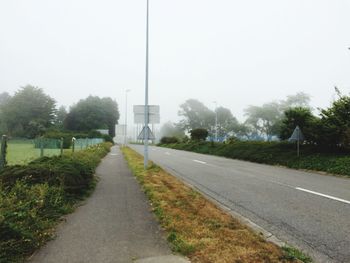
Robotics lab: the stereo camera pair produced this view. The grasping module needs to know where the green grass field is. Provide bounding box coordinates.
[7,140,64,165]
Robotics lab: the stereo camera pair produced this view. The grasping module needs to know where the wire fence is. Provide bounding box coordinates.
[0,135,104,169]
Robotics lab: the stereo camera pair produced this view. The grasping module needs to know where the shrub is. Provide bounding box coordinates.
[0,182,69,262]
[190,129,208,141]
[160,136,179,144]
[0,142,112,262]
[161,141,350,177]
[182,136,190,143]
[101,134,114,143]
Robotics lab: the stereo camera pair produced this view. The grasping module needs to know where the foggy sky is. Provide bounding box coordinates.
[1,0,350,127]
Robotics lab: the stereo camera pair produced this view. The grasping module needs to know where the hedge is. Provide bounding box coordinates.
[0,142,112,263]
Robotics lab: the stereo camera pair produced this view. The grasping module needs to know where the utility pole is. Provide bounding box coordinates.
[144,0,150,169]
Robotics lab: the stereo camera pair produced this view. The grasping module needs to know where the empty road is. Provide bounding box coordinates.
[130,145,350,263]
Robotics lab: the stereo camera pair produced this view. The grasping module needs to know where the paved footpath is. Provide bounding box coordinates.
[29,146,188,263]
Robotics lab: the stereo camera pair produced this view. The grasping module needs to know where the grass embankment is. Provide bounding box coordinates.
[160,141,350,177]
[0,142,112,263]
[122,147,311,263]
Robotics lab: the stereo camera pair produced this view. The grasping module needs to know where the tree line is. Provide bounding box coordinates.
[0,85,120,138]
[161,89,350,149]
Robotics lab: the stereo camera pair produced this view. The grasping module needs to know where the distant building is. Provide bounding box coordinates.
[114,125,126,144]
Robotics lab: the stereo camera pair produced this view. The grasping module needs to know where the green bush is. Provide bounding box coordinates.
[101,134,114,143]
[43,131,75,149]
[190,129,208,141]
[162,141,350,177]
[160,136,179,144]
[0,182,69,262]
[0,142,112,262]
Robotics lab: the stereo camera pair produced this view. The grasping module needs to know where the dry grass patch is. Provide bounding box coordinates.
[122,147,299,263]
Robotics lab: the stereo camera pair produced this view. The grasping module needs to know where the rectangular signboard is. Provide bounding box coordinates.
[133,105,159,114]
[133,105,160,124]
[134,114,160,124]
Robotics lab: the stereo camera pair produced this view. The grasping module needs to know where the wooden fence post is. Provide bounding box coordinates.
[0,135,8,170]
[40,137,44,157]
[60,137,64,156]
[72,137,76,153]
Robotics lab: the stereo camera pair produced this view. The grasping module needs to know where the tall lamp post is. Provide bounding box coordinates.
[213,101,218,142]
[144,0,150,169]
[124,89,131,146]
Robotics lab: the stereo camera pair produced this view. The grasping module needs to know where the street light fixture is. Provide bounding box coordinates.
[144,0,150,169]
[124,89,131,146]
[213,101,218,142]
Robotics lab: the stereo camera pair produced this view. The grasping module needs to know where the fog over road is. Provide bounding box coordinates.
[130,145,350,263]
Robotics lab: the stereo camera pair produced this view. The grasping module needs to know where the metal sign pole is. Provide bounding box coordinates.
[144,0,149,169]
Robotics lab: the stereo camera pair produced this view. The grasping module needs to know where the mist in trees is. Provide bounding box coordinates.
[0,87,120,138]
[161,92,314,142]
[159,121,185,139]
[0,86,56,138]
[175,99,239,140]
[243,92,311,141]
[177,99,215,132]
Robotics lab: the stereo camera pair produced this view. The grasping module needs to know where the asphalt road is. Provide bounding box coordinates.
[130,145,350,263]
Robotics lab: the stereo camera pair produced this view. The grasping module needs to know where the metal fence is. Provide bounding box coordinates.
[0,136,104,169]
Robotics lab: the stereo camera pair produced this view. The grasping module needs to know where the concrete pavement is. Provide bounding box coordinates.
[29,146,189,263]
[130,145,350,263]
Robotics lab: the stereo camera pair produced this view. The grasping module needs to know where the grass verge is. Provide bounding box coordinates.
[160,141,350,177]
[122,147,311,263]
[0,142,112,263]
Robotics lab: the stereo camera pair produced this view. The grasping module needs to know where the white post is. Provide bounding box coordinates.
[144,0,150,169]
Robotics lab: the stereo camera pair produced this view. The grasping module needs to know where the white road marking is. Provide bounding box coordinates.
[110,153,118,156]
[193,159,207,164]
[165,152,171,155]
[295,187,350,205]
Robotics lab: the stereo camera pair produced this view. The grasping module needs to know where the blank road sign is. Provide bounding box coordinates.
[133,105,160,124]
[134,113,160,124]
[133,105,159,114]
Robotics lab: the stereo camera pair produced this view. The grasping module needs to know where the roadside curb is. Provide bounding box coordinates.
[135,255,191,263]
[174,175,286,247]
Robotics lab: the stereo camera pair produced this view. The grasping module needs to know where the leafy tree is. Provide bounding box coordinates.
[178,99,215,132]
[319,90,350,148]
[159,121,185,139]
[279,107,320,143]
[2,86,56,138]
[0,92,11,106]
[64,96,119,137]
[190,128,208,141]
[54,106,68,129]
[0,92,11,134]
[243,92,312,141]
[215,106,239,138]
[282,92,311,109]
[244,102,281,140]
[234,122,256,140]
[177,99,239,140]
